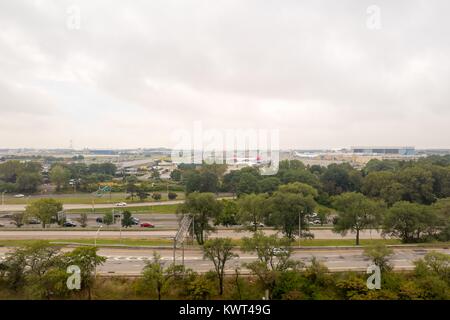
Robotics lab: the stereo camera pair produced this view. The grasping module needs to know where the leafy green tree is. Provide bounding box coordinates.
[141,253,174,300]
[50,165,71,192]
[0,160,24,183]
[199,163,228,179]
[126,180,138,200]
[0,241,62,296]
[25,198,63,228]
[222,170,241,195]
[414,252,450,299]
[215,199,239,227]
[316,207,332,226]
[202,238,238,295]
[425,165,450,198]
[277,166,321,189]
[168,192,178,200]
[89,163,117,176]
[242,232,300,299]
[11,212,25,228]
[179,192,222,244]
[237,193,268,231]
[27,268,70,300]
[152,192,162,200]
[266,183,317,239]
[151,169,161,180]
[237,172,260,196]
[361,171,395,198]
[363,244,394,272]
[363,159,399,175]
[185,171,202,194]
[321,163,363,196]
[16,171,42,193]
[79,213,88,228]
[186,275,215,300]
[170,169,182,181]
[279,160,306,170]
[137,186,150,201]
[63,246,106,299]
[258,177,281,195]
[102,211,114,226]
[398,166,435,204]
[199,171,219,193]
[379,182,406,206]
[138,251,194,300]
[432,198,450,241]
[242,232,298,271]
[121,210,134,228]
[185,170,219,194]
[336,275,370,299]
[383,201,438,243]
[332,192,385,245]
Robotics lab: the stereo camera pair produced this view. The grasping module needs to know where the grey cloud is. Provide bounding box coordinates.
[0,0,449,148]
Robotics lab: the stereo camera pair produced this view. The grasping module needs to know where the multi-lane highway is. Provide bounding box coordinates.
[0,229,387,240]
[0,200,185,212]
[1,247,447,275]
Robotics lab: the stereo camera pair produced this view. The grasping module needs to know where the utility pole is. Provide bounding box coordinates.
[182,242,185,268]
[1,191,5,207]
[298,211,302,247]
[192,215,195,245]
[173,237,176,265]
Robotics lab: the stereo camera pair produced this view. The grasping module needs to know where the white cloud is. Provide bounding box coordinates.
[0,0,449,149]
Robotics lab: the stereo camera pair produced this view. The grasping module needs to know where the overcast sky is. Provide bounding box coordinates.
[0,0,449,149]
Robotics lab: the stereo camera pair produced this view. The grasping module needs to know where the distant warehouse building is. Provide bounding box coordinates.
[351,146,415,156]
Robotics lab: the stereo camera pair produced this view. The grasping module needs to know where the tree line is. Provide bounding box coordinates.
[1,239,448,300]
[0,160,118,194]
[177,156,450,245]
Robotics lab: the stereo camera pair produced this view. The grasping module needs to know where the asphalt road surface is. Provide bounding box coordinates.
[0,213,180,229]
[0,200,185,212]
[1,247,448,275]
[0,229,387,240]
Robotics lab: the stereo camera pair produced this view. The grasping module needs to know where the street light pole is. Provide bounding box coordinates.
[94,225,103,247]
[192,215,195,245]
[298,211,302,247]
[94,225,102,279]
[1,191,5,207]
[173,237,176,265]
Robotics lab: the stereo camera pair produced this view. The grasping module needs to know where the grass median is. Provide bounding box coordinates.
[66,203,180,214]
[1,238,448,249]
[3,192,186,205]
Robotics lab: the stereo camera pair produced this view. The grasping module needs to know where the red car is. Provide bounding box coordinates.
[140,222,155,228]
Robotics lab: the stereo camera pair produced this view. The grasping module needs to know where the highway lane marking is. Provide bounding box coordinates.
[102,255,204,261]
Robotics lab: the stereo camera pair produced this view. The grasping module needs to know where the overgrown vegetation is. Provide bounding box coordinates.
[0,240,448,300]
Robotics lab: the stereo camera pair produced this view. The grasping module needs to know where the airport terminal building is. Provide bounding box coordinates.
[351,146,415,156]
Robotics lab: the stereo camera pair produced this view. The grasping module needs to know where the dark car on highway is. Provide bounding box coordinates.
[63,221,77,227]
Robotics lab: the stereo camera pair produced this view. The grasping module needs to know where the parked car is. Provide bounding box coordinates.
[63,221,77,227]
[251,222,265,228]
[115,202,127,207]
[140,222,155,228]
[131,217,140,225]
[96,217,103,223]
[14,194,25,198]
[273,247,289,255]
[0,223,4,228]
[28,218,41,225]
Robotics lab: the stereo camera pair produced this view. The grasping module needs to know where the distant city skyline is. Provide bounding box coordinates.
[1,1,450,149]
